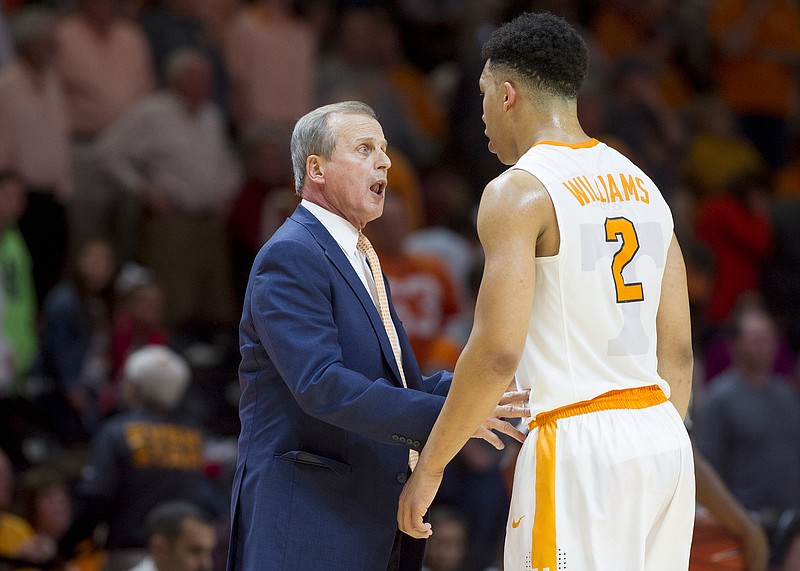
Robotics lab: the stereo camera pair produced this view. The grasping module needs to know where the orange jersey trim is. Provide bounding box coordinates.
[532,138,600,150]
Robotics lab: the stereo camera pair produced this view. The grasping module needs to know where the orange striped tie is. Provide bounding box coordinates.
[357,232,419,470]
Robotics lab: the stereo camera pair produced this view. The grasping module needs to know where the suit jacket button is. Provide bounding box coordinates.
[391,435,399,441]
[396,472,407,484]
[399,436,407,443]
[412,440,421,448]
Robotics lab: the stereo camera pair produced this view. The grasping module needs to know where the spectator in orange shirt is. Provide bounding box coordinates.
[708,0,800,168]
[366,193,462,373]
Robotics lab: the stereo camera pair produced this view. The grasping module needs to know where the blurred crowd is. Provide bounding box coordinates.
[0,0,799,569]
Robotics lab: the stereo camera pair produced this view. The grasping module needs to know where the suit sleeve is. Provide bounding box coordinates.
[421,370,451,397]
[250,238,447,448]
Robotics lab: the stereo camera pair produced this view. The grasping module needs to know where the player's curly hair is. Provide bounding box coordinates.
[481,12,588,99]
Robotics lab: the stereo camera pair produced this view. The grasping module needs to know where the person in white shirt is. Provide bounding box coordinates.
[97,47,242,331]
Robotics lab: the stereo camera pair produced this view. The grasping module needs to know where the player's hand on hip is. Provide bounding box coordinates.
[398,466,442,539]
[472,389,531,449]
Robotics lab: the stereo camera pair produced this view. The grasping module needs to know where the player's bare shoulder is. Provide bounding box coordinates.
[478,169,558,256]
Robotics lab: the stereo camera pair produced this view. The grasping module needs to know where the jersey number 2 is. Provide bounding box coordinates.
[605,217,644,303]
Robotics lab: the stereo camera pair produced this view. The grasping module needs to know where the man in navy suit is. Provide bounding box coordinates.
[226,101,527,571]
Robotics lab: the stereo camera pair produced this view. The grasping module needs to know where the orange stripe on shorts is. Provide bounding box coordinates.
[527,384,667,570]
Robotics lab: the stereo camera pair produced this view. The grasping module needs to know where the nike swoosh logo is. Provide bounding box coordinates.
[511,515,525,528]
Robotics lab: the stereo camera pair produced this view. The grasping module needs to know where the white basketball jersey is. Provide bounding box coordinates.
[511,139,674,415]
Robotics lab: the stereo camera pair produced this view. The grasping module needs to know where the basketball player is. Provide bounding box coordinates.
[398,12,695,570]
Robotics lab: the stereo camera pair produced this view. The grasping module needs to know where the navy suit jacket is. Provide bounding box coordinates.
[227,205,452,570]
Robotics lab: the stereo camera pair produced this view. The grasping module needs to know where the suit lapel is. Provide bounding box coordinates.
[291,205,406,386]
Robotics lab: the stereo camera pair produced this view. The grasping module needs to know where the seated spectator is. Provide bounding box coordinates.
[703,293,796,384]
[605,54,685,195]
[694,170,774,331]
[137,0,229,112]
[404,166,479,290]
[696,306,800,567]
[37,238,116,445]
[101,263,168,417]
[684,94,766,199]
[318,5,434,167]
[422,505,468,571]
[96,48,242,333]
[14,464,72,548]
[0,449,56,567]
[774,131,800,199]
[365,193,462,372]
[707,0,800,168]
[762,194,800,356]
[425,260,483,374]
[372,13,447,165]
[0,7,72,306]
[59,345,224,571]
[226,122,296,304]
[0,172,37,394]
[55,0,155,261]
[128,500,216,571]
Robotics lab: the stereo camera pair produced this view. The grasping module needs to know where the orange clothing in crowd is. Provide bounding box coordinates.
[0,62,73,201]
[775,160,800,197]
[0,512,35,559]
[385,149,425,231]
[590,4,654,61]
[388,63,447,143]
[380,253,461,370]
[54,15,154,137]
[225,4,317,129]
[709,0,800,117]
[685,133,765,196]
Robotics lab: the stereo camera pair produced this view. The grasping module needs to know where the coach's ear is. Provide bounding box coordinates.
[307,155,325,183]
[502,81,517,111]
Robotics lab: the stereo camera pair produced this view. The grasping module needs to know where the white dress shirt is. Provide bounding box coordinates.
[126,556,157,571]
[97,92,242,213]
[301,199,379,305]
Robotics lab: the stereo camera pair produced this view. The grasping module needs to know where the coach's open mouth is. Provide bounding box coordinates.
[370,181,386,196]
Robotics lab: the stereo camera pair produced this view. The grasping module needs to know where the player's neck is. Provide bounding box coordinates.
[528,113,588,146]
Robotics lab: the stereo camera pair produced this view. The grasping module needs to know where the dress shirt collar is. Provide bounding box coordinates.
[301,199,360,257]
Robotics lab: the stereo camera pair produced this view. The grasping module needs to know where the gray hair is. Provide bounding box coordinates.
[290,101,376,194]
[123,345,190,411]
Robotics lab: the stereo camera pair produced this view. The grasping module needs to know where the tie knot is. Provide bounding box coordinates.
[356,232,374,256]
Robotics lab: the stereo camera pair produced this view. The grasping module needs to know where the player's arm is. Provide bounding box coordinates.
[694,448,770,571]
[655,234,693,419]
[398,170,545,538]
